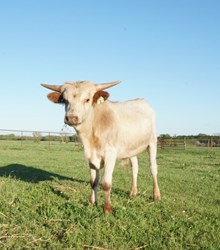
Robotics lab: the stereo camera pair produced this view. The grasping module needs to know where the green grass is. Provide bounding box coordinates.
[0,140,219,249]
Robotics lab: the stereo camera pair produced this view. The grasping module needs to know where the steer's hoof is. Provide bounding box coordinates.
[104,204,112,214]
[130,188,138,198]
[153,193,161,201]
[90,201,97,207]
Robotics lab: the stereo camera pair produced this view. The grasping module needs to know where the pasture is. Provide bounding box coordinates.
[0,140,219,249]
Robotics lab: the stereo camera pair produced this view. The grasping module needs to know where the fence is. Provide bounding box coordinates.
[193,137,220,148]
[158,138,186,150]
[1,129,220,150]
[0,128,78,146]
[158,136,220,150]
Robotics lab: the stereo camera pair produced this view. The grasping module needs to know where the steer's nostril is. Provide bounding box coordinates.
[72,116,79,123]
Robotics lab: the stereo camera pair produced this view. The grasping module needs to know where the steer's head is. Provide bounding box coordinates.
[41,80,121,128]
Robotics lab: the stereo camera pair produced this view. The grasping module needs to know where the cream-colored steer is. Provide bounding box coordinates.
[41,80,161,213]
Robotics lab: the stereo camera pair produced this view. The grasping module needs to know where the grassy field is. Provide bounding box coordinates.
[0,140,219,249]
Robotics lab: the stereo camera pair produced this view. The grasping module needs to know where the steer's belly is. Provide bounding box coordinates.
[117,143,149,159]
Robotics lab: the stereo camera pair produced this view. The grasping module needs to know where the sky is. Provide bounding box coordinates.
[0,0,219,136]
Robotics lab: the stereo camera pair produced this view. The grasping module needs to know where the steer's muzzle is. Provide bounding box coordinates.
[64,115,80,126]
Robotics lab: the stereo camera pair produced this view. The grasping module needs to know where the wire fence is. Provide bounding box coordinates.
[0,128,78,146]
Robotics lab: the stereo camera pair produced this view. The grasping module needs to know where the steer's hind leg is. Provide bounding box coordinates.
[130,156,138,197]
[148,142,161,201]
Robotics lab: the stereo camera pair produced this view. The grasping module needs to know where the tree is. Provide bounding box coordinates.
[159,133,171,139]
[33,132,42,143]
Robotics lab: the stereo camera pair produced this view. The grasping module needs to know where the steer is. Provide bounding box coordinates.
[41,80,161,213]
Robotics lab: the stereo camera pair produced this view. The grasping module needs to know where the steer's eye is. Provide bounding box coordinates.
[85,98,90,103]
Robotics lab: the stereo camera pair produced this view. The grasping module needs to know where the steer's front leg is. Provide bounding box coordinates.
[102,150,117,213]
[89,155,102,206]
[89,166,99,206]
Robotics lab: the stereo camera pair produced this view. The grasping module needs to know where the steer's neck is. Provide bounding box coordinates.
[74,107,94,144]
[74,108,96,160]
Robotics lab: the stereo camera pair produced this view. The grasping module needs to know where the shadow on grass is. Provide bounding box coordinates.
[0,164,135,201]
[0,163,87,184]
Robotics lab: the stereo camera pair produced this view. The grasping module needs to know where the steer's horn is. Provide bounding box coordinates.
[96,81,121,91]
[41,84,62,92]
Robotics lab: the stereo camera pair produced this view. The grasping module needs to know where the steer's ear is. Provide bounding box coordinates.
[47,92,65,104]
[93,90,109,104]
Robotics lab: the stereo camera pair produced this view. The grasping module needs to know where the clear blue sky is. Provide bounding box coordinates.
[0,0,219,136]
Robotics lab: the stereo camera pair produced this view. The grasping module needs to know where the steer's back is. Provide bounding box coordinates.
[94,99,156,158]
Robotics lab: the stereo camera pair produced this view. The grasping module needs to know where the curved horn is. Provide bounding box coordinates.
[95,80,121,91]
[41,84,62,92]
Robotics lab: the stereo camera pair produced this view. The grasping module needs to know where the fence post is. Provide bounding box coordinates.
[159,138,163,150]
[208,137,211,150]
[48,132,51,147]
[21,131,23,146]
